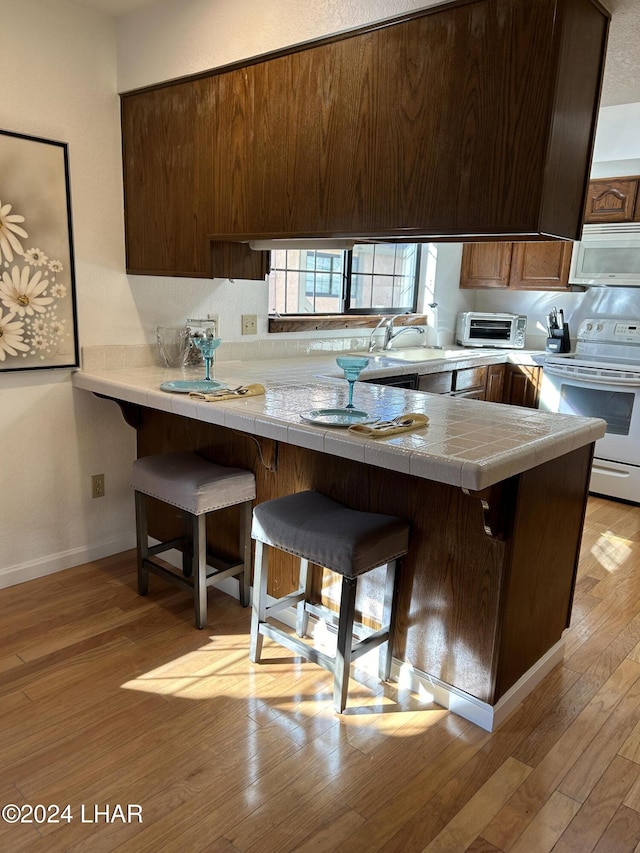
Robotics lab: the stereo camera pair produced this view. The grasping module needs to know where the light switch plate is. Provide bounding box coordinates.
[242,314,257,335]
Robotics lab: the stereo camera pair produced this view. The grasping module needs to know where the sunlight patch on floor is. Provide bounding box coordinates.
[591,529,633,572]
[119,632,442,731]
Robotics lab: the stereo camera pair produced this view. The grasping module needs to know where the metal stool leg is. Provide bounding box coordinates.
[296,558,312,637]
[250,541,269,662]
[192,512,207,629]
[239,501,252,607]
[135,491,149,595]
[334,576,358,713]
[379,559,400,682]
[182,511,193,578]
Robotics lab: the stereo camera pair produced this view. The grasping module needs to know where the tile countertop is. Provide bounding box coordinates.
[71,350,605,491]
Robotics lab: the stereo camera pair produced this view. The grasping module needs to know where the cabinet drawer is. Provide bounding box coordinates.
[452,389,485,400]
[365,374,418,390]
[453,366,487,392]
[418,372,453,394]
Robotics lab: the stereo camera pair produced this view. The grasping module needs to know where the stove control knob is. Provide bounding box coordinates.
[596,323,603,332]
[586,323,593,331]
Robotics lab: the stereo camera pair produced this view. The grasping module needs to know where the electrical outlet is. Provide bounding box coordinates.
[242,314,257,335]
[206,313,219,335]
[91,474,105,499]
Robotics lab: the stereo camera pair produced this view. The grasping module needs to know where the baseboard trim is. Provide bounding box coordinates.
[391,638,566,732]
[0,533,137,590]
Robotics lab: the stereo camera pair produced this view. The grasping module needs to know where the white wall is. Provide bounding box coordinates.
[0,0,137,587]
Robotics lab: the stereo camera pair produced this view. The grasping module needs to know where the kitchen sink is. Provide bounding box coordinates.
[349,347,488,365]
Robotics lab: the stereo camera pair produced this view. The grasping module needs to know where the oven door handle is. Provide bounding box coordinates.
[543,365,640,386]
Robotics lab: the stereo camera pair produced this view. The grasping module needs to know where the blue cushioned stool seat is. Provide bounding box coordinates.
[250,490,410,712]
[132,451,255,629]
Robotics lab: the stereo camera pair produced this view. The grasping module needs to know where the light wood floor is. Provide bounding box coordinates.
[1,495,639,852]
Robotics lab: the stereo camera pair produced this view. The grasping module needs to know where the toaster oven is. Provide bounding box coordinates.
[456,312,527,349]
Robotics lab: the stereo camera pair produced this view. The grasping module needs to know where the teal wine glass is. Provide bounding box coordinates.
[336,356,369,409]
[192,333,221,381]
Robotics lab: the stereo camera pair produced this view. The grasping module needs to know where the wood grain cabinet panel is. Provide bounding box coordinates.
[461,240,573,291]
[485,364,506,402]
[417,371,454,394]
[453,366,488,393]
[503,364,542,408]
[584,178,639,223]
[121,0,609,276]
[508,241,573,290]
[460,242,513,289]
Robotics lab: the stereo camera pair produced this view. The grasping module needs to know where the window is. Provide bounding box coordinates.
[269,244,421,315]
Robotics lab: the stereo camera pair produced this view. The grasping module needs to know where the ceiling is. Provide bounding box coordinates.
[71,0,639,107]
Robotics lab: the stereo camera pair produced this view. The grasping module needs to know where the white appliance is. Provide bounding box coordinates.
[540,317,640,503]
[455,312,527,349]
[569,223,640,287]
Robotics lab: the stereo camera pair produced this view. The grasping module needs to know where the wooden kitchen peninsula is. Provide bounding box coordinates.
[73,356,605,729]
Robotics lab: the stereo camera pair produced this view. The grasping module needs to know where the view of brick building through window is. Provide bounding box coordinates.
[268,244,421,314]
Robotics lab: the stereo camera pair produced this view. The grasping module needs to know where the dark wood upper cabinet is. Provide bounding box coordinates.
[584,177,640,223]
[121,0,609,278]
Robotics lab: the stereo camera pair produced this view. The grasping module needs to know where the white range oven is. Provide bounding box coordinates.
[540,317,640,503]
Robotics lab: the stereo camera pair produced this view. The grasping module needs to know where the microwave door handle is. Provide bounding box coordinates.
[543,365,640,386]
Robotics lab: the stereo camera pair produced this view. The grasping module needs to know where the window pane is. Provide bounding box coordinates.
[349,244,419,312]
[268,243,419,315]
[269,249,344,313]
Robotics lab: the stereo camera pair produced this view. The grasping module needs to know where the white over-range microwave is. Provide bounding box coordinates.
[569,223,640,287]
[456,312,527,349]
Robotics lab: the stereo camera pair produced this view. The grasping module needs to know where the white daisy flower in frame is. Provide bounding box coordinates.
[32,317,47,334]
[48,259,63,273]
[50,319,66,337]
[23,247,49,267]
[50,282,67,299]
[0,201,28,264]
[0,265,53,317]
[30,333,47,352]
[0,308,29,361]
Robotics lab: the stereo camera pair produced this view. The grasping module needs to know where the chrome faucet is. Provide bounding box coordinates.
[368,316,393,352]
[369,315,426,351]
[386,324,425,349]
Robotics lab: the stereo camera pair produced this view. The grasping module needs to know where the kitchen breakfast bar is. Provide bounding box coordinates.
[72,354,605,730]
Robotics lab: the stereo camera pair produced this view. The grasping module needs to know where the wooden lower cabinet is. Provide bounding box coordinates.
[503,363,542,408]
[405,361,539,407]
[485,364,506,402]
[364,373,419,390]
[416,364,490,398]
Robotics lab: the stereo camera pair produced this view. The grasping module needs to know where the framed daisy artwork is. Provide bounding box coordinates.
[0,128,79,372]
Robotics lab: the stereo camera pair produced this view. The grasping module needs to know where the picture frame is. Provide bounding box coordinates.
[0,128,79,372]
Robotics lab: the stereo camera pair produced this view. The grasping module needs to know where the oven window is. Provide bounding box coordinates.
[559,385,634,435]
[468,319,511,340]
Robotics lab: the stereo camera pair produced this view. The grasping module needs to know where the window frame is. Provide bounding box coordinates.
[268,244,422,318]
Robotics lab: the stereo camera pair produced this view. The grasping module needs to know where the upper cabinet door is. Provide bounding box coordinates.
[584,178,640,223]
[509,241,573,290]
[460,240,573,290]
[460,243,513,289]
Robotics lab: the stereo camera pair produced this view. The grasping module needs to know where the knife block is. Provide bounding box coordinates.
[546,323,571,353]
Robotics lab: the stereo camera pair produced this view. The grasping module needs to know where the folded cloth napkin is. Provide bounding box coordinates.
[188,383,266,402]
[348,412,429,438]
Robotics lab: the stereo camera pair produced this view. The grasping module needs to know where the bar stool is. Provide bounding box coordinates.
[132,451,256,629]
[249,490,410,712]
